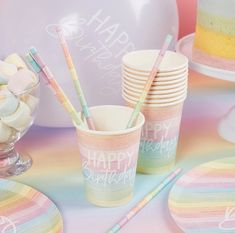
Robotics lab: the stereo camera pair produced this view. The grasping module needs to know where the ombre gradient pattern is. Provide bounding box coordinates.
[169,157,235,233]
[8,73,235,233]
[0,179,63,233]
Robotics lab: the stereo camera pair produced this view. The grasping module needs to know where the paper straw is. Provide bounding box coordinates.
[126,35,173,128]
[27,49,85,128]
[108,168,182,233]
[25,53,47,80]
[56,26,95,130]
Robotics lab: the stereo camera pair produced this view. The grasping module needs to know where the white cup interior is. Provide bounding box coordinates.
[77,105,145,135]
[122,50,188,72]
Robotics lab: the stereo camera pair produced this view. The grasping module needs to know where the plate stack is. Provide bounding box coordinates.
[122,50,188,174]
[122,50,188,107]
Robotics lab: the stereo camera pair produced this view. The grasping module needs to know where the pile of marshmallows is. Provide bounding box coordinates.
[0,54,39,144]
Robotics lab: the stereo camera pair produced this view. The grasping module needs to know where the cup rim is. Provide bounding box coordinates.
[123,84,187,97]
[123,95,186,107]
[122,77,187,90]
[75,105,145,136]
[123,65,188,77]
[123,76,187,87]
[122,80,188,94]
[122,69,188,82]
[122,50,188,73]
[122,90,187,103]
[126,86,187,98]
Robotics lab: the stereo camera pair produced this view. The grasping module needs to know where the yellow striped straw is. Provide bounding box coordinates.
[56,26,96,130]
[28,49,85,128]
[126,35,173,128]
[108,168,182,233]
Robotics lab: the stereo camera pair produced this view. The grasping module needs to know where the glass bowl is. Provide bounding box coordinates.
[0,75,40,177]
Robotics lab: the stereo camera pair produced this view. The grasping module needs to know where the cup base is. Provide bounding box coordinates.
[137,161,175,175]
[0,152,32,177]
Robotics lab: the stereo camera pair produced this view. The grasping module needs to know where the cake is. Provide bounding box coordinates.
[193,0,235,71]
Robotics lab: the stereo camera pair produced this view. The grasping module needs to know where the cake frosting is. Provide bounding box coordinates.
[193,0,235,71]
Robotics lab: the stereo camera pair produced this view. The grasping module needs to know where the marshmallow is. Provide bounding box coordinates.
[4,53,27,70]
[8,69,38,94]
[2,101,32,131]
[0,121,12,143]
[0,89,19,117]
[0,60,17,76]
[21,94,39,112]
[0,74,8,85]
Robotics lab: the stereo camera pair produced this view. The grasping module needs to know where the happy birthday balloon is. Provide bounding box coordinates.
[0,0,179,127]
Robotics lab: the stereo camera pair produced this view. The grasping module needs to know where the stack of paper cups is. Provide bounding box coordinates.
[122,50,188,174]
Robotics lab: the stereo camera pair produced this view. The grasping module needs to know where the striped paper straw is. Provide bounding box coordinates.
[56,26,95,130]
[27,49,85,128]
[126,34,173,128]
[108,168,182,233]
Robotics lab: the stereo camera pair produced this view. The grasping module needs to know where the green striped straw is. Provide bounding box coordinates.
[108,168,182,233]
[25,52,85,128]
[56,26,96,130]
[126,35,173,128]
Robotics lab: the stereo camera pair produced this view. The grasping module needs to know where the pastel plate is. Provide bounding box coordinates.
[0,179,63,233]
[168,156,235,233]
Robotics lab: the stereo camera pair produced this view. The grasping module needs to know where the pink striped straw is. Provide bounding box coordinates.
[108,168,182,233]
[126,34,173,128]
[56,26,96,130]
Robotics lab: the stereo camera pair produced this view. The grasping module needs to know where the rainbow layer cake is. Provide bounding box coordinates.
[193,0,235,71]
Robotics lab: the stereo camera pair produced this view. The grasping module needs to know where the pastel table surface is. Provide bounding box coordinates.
[10,70,235,233]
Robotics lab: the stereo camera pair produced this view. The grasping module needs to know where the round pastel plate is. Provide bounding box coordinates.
[168,157,235,233]
[176,34,235,82]
[0,179,63,233]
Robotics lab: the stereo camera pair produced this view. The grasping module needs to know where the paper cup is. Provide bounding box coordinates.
[123,87,187,100]
[123,70,188,84]
[126,101,184,174]
[122,50,188,73]
[122,79,187,94]
[123,82,187,95]
[123,86,186,98]
[122,90,187,104]
[123,77,187,90]
[75,105,145,207]
[123,65,188,78]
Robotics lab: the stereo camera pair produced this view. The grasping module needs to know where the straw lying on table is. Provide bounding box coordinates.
[108,168,182,233]
[56,26,96,130]
[126,34,173,128]
[26,49,85,128]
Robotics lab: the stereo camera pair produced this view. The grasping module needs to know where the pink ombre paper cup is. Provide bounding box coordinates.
[75,105,145,207]
[126,102,184,174]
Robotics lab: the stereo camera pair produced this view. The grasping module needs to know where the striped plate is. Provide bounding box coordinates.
[168,157,235,233]
[0,179,63,233]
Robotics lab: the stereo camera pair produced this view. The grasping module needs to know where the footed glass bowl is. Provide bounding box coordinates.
[0,76,40,177]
